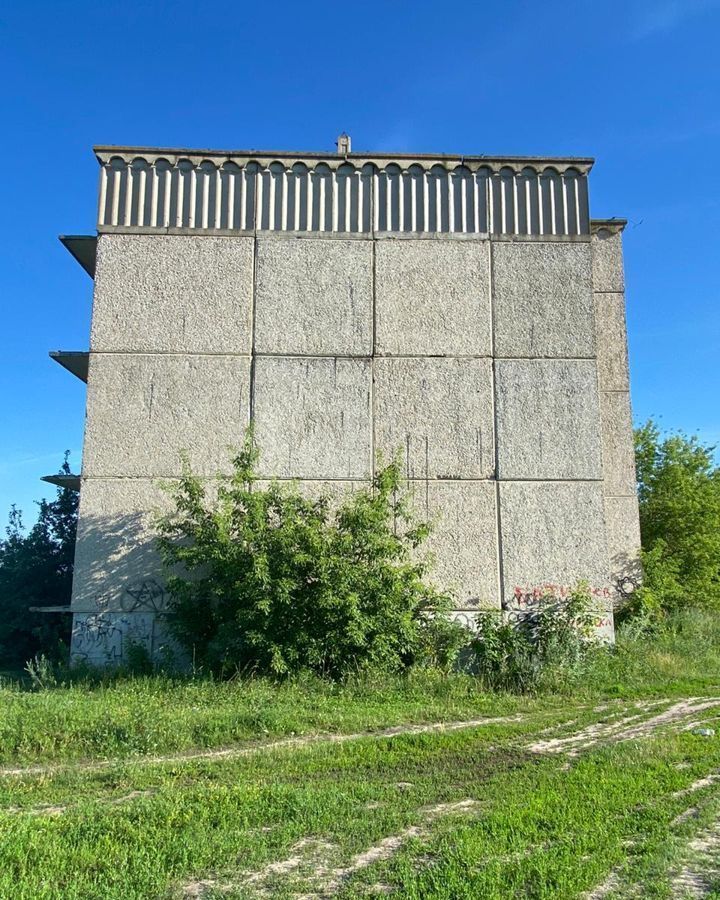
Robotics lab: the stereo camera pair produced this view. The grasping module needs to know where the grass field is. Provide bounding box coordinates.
[1,611,719,899]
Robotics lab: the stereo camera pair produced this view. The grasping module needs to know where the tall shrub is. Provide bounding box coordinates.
[156,437,463,677]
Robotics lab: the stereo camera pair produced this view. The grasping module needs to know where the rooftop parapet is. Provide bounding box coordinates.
[94,146,593,238]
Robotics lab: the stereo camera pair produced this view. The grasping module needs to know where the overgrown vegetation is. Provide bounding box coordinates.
[1,607,718,766]
[157,436,464,678]
[0,673,719,898]
[632,419,720,616]
[469,584,596,693]
[0,455,76,668]
[0,430,719,898]
[2,422,719,690]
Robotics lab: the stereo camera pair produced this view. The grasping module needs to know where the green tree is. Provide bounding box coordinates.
[635,420,720,611]
[156,437,463,678]
[0,455,78,667]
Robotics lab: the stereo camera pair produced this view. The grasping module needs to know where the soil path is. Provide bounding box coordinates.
[0,713,526,779]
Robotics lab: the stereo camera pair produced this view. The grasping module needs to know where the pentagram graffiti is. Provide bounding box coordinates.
[120,579,167,613]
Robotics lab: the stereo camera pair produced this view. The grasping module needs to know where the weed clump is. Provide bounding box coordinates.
[469,584,597,693]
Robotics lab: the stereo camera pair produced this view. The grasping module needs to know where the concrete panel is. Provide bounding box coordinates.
[255,237,373,355]
[600,391,637,496]
[496,359,603,480]
[253,356,372,479]
[91,235,254,353]
[594,293,630,391]
[374,357,494,479]
[71,477,172,613]
[83,354,251,477]
[418,481,500,608]
[591,229,625,293]
[375,239,491,356]
[493,242,595,357]
[604,494,642,595]
[499,480,610,601]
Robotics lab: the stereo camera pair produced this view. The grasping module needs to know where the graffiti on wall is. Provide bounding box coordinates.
[71,612,154,665]
[615,575,640,601]
[510,583,612,606]
[120,579,167,613]
[451,610,483,630]
[503,583,614,633]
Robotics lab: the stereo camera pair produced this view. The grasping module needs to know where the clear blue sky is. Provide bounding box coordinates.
[1,0,719,524]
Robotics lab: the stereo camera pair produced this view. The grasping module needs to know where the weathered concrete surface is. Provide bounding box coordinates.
[499,480,610,601]
[69,217,638,659]
[253,356,372,479]
[71,477,171,613]
[255,237,373,355]
[604,494,643,592]
[419,480,500,608]
[496,359,603,480]
[600,391,637,497]
[375,239,492,356]
[83,354,251,476]
[591,229,625,293]
[594,293,630,391]
[374,357,495,479]
[493,242,595,358]
[91,235,254,353]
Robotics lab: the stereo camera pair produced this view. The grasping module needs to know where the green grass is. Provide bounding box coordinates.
[0,671,552,764]
[582,608,720,698]
[2,609,719,767]
[0,610,719,898]
[1,707,720,898]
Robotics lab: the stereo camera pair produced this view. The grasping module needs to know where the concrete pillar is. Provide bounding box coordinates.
[591,221,642,600]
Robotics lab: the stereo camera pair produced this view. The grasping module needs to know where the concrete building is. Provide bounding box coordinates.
[49,139,641,666]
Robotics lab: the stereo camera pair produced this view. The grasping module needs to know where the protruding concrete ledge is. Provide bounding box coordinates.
[29,605,72,613]
[41,474,81,492]
[50,351,89,382]
[59,235,96,277]
[590,219,627,235]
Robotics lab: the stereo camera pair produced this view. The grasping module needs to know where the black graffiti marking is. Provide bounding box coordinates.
[121,580,167,613]
[72,614,123,660]
[615,576,640,600]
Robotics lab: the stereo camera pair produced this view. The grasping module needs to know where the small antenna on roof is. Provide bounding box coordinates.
[336,133,351,156]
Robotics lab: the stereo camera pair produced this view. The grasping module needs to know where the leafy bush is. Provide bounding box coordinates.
[633,421,720,613]
[469,584,596,692]
[156,436,462,678]
[0,455,77,668]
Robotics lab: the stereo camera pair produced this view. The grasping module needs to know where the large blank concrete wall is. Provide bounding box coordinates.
[71,229,636,663]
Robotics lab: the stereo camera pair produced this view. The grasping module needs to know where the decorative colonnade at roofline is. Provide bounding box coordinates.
[95,148,592,237]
